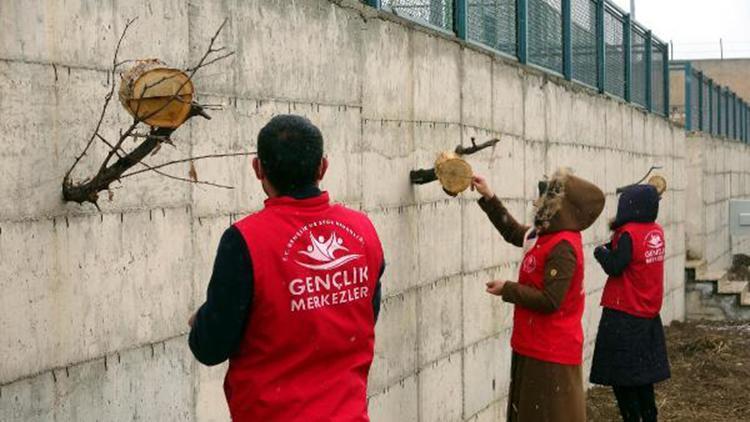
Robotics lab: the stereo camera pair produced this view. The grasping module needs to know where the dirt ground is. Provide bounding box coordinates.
[586,320,750,421]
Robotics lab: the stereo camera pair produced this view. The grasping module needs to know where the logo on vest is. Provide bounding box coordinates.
[295,232,362,270]
[644,230,665,264]
[283,219,370,313]
[522,255,537,273]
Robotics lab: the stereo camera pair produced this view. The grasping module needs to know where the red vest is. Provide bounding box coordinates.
[511,231,585,365]
[600,222,665,318]
[227,193,384,422]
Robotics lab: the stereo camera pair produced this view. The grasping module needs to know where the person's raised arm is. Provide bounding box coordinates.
[472,175,530,248]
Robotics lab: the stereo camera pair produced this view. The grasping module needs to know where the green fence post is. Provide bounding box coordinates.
[744,102,747,143]
[645,30,653,112]
[663,44,669,116]
[455,0,467,39]
[725,90,730,137]
[737,94,741,140]
[744,102,747,142]
[732,92,740,139]
[742,101,746,142]
[596,0,605,93]
[736,95,739,140]
[744,102,748,143]
[365,0,381,8]
[684,63,692,131]
[624,14,632,102]
[562,0,572,80]
[720,88,725,136]
[745,102,749,143]
[697,71,704,131]
[740,97,743,141]
[735,93,740,140]
[517,0,528,64]
[716,85,724,135]
[708,79,716,135]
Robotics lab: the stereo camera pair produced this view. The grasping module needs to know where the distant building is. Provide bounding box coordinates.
[669,58,750,131]
[690,59,750,100]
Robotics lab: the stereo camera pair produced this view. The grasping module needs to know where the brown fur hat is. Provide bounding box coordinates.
[534,168,605,233]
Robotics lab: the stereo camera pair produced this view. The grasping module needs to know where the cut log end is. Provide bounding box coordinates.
[434,152,473,195]
[119,60,194,129]
[648,175,667,195]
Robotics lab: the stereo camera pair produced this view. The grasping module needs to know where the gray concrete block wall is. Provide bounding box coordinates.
[0,0,686,421]
[685,133,750,274]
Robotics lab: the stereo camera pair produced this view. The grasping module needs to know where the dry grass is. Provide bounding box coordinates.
[587,320,750,421]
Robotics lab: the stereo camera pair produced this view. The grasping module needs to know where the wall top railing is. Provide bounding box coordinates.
[671,61,750,143]
[363,0,670,117]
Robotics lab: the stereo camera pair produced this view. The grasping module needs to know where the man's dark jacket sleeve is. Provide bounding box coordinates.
[594,233,633,277]
[189,227,385,366]
[189,226,253,366]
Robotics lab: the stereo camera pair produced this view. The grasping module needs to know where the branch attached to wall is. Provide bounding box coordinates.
[61,17,253,208]
[410,137,500,196]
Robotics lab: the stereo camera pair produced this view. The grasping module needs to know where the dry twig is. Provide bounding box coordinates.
[62,18,237,206]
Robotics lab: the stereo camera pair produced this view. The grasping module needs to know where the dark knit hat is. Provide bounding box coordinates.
[610,184,660,230]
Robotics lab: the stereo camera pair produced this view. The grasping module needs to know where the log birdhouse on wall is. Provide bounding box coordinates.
[118,59,195,129]
[61,18,244,208]
[434,151,473,195]
[410,137,500,196]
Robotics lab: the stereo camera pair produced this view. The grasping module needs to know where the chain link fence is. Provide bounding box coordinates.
[603,6,624,97]
[381,0,454,31]
[651,43,665,116]
[366,0,670,116]
[701,80,710,132]
[630,28,647,108]
[467,0,517,56]
[571,0,597,87]
[528,0,563,73]
[671,62,750,143]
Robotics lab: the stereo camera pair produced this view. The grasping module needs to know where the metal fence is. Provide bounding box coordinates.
[365,0,669,116]
[671,62,750,143]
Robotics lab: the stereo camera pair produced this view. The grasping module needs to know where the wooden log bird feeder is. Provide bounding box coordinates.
[61,18,237,208]
[118,59,195,128]
[616,165,667,196]
[410,137,500,196]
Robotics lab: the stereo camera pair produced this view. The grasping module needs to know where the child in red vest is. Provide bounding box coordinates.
[590,183,670,422]
[473,168,605,422]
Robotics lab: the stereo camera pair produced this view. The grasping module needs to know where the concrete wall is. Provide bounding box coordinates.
[0,1,686,421]
[685,132,750,273]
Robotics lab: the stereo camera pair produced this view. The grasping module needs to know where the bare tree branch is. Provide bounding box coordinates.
[120,151,256,179]
[96,133,234,189]
[187,51,235,71]
[135,18,230,125]
[98,18,231,172]
[62,18,236,205]
[63,17,137,181]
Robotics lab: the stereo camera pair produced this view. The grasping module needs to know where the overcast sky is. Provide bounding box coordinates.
[609,0,750,60]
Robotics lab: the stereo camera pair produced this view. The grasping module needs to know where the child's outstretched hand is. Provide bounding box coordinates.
[486,280,506,296]
[471,175,494,199]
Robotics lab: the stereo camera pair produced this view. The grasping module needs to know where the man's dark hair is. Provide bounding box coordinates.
[257,114,324,195]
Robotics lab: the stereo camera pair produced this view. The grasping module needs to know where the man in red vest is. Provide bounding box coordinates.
[188,115,385,422]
